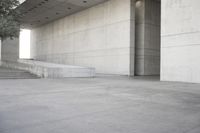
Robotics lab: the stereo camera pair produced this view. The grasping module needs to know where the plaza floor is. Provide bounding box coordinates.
[0,69,200,133]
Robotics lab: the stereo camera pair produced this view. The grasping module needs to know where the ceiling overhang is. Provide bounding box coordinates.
[17,0,108,29]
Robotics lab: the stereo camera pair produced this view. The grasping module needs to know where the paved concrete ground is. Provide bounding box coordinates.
[0,74,200,133]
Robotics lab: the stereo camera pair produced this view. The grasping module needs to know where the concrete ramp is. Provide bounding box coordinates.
[1,60,95,78]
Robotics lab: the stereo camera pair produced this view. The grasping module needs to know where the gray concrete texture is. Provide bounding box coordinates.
[1,59,95,78]
[18,0,108,28]
[135,0,160,76]
[161,0,200,83]
[0,73,200,133]
[29,0,161,76]
[0,67,38,79]
[30,0,136,75]
[2,0,200,83]
[1,38,19,62]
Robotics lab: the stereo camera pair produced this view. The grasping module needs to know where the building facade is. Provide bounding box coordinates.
[1,0,200,83]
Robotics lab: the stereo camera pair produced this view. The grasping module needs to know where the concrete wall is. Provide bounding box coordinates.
[161,0,200,83]
[1,38,19,62]
[135,0,160,76]
[31,0,135,75]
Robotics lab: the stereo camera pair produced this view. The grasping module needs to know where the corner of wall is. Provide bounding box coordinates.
[130,0,136,76]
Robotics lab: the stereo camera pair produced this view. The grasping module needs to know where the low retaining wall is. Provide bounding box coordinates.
[1,60,95,78]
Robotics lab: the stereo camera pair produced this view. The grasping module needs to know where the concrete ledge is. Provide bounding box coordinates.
[1,60,95,78]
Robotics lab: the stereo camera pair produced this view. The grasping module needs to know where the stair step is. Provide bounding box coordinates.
[0,67,39,79]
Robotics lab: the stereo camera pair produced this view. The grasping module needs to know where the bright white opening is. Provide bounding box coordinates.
[19,0,26,4]
[19,29,30,59]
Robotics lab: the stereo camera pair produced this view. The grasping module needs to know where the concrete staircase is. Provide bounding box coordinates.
[0,67,39,79]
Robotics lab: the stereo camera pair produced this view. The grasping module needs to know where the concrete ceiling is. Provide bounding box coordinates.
[17,0,108,29]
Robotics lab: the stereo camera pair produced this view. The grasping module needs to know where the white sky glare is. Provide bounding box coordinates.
[20,29,30,59]
[19,0,26,4]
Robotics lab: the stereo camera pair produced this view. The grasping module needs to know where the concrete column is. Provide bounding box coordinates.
[135,0,161,76]
[1,38,19,62]
[161,0,200,83]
